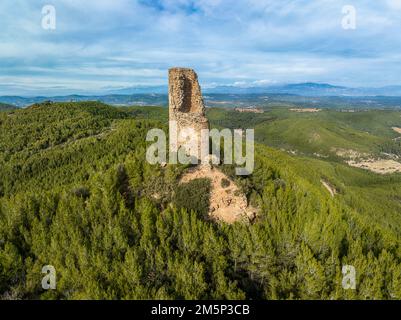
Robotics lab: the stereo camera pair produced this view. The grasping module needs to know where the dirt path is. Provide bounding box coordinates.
[392,127,401,134]
[321,179,336,197]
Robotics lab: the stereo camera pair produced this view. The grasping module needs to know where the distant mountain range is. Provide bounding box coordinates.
[106,82,401,96]
[109,85,167,95]
[0,94,168,108]
[2,82,401,107]
[203,83,401,96]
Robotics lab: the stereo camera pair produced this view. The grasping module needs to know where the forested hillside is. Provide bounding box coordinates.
[0,103,17,112]
[0,102,400,300]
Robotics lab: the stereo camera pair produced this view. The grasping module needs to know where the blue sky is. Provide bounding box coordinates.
[1,0,401,95]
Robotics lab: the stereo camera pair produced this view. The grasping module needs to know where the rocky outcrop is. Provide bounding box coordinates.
[180,165,257,224]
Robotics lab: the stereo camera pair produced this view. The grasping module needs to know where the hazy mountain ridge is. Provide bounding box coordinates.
[0,94,168,108]
[104,82,401,96]
[2,82,401,108]
[205,83,401,96]
[3,92,401,109]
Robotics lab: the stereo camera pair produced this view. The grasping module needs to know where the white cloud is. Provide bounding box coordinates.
[1,0,401,95]
[386,0,401,10]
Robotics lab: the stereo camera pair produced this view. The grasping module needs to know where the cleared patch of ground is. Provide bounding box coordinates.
[234,107,264,113]
[347,159,401,174]
[392,127,401,134]
[332,148,368,160]
[180,165,257,224]
[332,148,401,174]
[314,153,329,158]
[289,108,321,113]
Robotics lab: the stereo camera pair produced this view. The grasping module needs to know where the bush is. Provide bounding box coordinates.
[221,178,231,188]
[174,178,211,217]
[71,186,90,199]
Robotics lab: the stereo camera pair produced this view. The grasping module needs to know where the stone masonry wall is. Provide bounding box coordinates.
[169,67,209,160]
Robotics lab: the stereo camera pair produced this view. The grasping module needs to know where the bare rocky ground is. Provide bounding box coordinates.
[234,107,264,113]
[347,159,401,174]
[332,148,369,159]
[289,108,321,112]
[331,148,401,174]
[330,147,401,174]
[180,165,257,224]
[392,127,401,134]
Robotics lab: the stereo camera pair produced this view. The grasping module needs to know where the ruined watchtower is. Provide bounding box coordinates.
[169,68,209,160]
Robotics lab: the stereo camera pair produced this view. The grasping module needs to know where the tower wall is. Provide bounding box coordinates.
[169,68,209,159]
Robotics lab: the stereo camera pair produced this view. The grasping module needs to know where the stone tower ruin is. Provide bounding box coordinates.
[169,67,209,160]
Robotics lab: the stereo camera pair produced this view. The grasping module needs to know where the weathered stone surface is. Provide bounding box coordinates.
[169,67,209,159]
